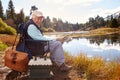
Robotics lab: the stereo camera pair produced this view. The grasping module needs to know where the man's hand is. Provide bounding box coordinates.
[56,37,64,42]
[56,35,72,43]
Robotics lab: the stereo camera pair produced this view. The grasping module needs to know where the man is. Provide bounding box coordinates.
[25,10,72,72]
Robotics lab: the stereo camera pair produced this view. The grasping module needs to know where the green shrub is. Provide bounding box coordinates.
[0,18,16,35]
[0,41,8,51]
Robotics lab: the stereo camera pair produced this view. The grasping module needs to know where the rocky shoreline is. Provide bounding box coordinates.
[0,53,11,80]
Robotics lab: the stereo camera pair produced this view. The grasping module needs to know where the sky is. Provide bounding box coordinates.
[1,0,120,24]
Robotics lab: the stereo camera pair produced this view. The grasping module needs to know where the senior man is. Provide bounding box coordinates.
[24,10,72,72]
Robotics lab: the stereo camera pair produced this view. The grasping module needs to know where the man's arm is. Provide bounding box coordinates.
[27,24,56,41]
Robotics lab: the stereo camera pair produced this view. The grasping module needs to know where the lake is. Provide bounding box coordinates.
[62,33,120,61]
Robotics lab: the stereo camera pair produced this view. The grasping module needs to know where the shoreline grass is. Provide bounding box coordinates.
[65,52,120,80]
[70,27,120,38]
[63,27,120,79]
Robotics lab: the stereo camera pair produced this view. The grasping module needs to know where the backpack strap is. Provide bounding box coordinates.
[12,33,18,50]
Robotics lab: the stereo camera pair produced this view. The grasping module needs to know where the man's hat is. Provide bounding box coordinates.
[31,10,43,18]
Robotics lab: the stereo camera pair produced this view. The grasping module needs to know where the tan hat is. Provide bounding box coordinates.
[31,10,43,18]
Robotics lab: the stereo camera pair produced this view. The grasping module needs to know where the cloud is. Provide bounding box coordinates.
[44,0,102,8]
[45,0,65,4]
[89,6,120,18]
[109,6,120,14]
[63,0,102,6]
[87,42,120,52]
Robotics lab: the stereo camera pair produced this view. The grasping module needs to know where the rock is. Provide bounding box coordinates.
[0,66,11,74]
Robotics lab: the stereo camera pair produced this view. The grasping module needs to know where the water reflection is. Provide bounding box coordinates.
[87,33,120,46]
[63,33,120,61]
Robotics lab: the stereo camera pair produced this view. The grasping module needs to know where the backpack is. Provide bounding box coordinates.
[16,23,32,59]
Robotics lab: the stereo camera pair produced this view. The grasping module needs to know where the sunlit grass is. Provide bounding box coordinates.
[86,57,110,80]
[0,34,19,46]
[89,27,119,35]
[65,53,120,80]
[70,27,120,37]
[64,51,74,64]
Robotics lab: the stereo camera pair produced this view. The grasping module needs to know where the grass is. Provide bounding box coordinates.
[65,53,120,80]
[0,41,8,51]
[0,34,19,46]
[89,27,120,35]
[70,27,120,37]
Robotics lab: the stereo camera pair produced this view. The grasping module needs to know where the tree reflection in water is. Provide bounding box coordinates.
[87,33,120,46]
[63,33,120,62]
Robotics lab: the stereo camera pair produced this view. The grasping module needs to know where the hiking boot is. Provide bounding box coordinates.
[59,63,72,72]
[51,61,57,67]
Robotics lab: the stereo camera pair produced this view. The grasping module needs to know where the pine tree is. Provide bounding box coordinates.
[109,18,119,28]
[0,0,3,19]
[30,5,38,15]
[6,0,15,19]
[15,9,25,25]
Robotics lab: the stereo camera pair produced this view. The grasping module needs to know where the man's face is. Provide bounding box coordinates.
[35,16,44,25]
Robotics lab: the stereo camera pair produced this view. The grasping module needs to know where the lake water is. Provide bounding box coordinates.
[62,33,120,61]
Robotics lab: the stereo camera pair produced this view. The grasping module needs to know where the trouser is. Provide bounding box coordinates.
[45,41,65,66]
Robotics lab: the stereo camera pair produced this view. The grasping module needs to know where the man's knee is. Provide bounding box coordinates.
[55,41,62,46]
[49,41,62,52]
